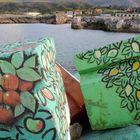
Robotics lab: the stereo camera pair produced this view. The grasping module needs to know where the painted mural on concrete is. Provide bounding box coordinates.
[75,36,140,130]
[0,38,70,140]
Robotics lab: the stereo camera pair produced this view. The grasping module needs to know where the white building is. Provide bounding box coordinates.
[100,14,111,17]
[27,12,41,16]
[67,11,73,18]
[115,13,140,18]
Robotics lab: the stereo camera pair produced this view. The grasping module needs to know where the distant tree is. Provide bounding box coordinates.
[67,2,79,9]
[0,2,94,14]
[38,5,48,15]
[0,3,18,12]
[82,3,93,9]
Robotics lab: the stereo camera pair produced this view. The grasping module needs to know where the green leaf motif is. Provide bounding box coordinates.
[137,69,140,75]
[125,53,132,59]
[102,76,110,82]
[119,91,125,97]
[136,101,140,110]
[106,80,113,88]
[98,54,140,115]
[120,61,127,71]
[20,91,36,113]
[128,95,135,103]
[14,104,25,117]
[121,79,128,88]
[113,78,121,86]
[125,67,132,73]
[122,47,131,55]
[116,87,123,94]
[137,76,140,81]
[96,59,101,65]
[135,80,140,89]
[88,56,94,63]
[123,42,130,47]
[103,57,110,63]
[24,55,36,68]
[101,47,108,54]
[83,51,93,59]
[135,112,140,120]
[76,54,84,59]
[127,102,133,112]
[116,41,123,48]
[11,52,23,69]
[0,60,16,75]
[121,99,128,108]
[130,76,136,86]
[98,68,106,73]
[17,67,41,81]
[111,58,121,63]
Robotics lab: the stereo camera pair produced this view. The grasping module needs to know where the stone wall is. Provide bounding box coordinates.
[71,16,140,33]
[0,14,69,24]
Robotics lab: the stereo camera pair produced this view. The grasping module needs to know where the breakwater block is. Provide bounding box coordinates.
[74,35,140,130]
[80,125,140,140]
[0,37,70,140]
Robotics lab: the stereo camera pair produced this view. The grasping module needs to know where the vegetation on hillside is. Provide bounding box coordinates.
[0,2,93,14]
[0,2,139,15]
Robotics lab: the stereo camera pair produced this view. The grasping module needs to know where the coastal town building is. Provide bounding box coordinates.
[26,12,41,16]
[66,11,73,18]
[126,7,136,13]
[115,13,140,18]
[54,11,65,15]
[100,13,111,17]
[84,10,93,16]
[95,8,103,14]
[73,9,83,16]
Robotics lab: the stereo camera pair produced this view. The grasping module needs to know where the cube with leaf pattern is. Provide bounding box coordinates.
[0,37,70,140]
[75,36,140,130]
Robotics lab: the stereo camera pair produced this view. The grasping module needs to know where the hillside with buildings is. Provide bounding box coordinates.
[0,2,140,15]
[0,0,140,32]
[12,0,140,7]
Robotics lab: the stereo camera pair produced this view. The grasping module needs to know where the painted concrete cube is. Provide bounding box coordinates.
[74,36,140,130]
[0,37,70,140]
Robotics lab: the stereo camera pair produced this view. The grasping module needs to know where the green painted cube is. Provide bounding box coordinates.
[74,36,140,130]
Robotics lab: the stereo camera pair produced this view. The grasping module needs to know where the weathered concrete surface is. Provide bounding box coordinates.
[71,16,140,33]
[0,14,69,24]
[80,125,140,140]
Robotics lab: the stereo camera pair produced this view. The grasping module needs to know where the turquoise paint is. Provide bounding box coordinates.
[0,37,70,140]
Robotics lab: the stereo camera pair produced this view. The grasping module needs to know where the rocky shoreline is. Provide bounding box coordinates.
[71,16,140,33]
[0,14,69,24]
